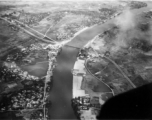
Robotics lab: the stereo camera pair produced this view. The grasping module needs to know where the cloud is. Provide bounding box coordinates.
[115,9,136,31]
[105,7,152,55]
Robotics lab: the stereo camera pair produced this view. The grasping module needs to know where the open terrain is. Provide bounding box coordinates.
[0,0,152,120]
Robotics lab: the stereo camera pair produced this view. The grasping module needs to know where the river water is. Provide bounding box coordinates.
[49,46,79,119]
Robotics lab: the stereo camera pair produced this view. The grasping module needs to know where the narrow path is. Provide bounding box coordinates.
[102,55,136,88]
[44,24,53,37]
[0,108,43,112]
[20,61,49,67]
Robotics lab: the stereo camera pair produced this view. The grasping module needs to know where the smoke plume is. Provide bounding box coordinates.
[108,8,152,55]
[115,9,136,31]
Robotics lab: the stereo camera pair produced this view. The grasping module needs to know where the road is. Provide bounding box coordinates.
[0,17,56,44]
[84,59,114,95]
[103,55,136,88]
[90,48,136,88]
[14,20,56,42]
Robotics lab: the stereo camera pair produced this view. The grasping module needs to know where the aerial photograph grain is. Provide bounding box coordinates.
[0,0,152,120]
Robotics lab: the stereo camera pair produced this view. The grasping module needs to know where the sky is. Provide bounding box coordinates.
[0,0,121,1]
[0,0,151,1]
[0,0,151,3]
[0,0,122,4]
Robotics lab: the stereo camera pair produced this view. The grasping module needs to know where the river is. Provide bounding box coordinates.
[48,25,113,119]
[48,5,151,119]
[49,46,79,119]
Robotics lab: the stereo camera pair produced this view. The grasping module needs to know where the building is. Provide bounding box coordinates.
[7,82,17,88]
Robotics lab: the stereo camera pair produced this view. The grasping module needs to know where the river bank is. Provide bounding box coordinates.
[71,54,114,120]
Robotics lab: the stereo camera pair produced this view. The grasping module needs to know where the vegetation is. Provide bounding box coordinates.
[129,1,147,9]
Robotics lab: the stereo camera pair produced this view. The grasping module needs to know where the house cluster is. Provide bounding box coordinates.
[72,96,102,120]
[72,57,98,120]
[30,109,46,120]
[0,81,44,111]
[6,44,39,64]
[144,10,152,19]
[12,89,43,110]
[129,1,147,9]
[43,47,58,102]
[0,62,39,94]
[0,10,49,26]
[4,62,38,81]
[0,44,60,119]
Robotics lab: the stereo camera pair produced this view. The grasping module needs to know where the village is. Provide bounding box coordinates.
[0,42,60,119]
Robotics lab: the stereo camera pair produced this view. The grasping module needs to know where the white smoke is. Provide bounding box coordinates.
[107,8,152,55]
[115,9,136,31]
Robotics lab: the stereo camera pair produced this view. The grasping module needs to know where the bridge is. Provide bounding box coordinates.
[64,44,81,50]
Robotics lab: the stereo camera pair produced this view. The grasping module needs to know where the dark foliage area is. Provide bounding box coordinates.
[138,23,150,32]
[129,1,147,9]
[99,8,117,16]
[131,38,152,52]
